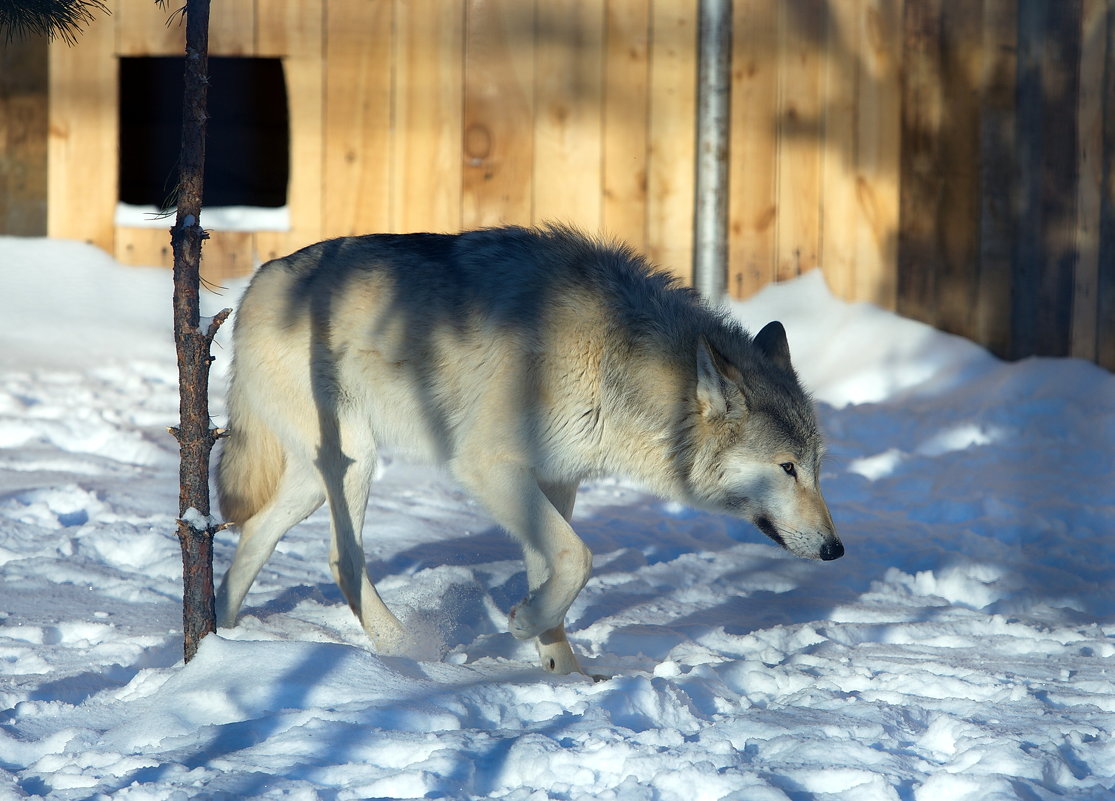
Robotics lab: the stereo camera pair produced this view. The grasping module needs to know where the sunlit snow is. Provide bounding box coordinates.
[1,236,1112,801]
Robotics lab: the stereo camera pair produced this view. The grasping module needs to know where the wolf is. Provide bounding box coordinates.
[215,225,841,675]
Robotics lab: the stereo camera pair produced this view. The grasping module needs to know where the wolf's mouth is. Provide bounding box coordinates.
[754,515,784,547]
[753,515,844,561]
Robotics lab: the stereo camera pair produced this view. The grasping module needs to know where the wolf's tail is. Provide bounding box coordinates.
[217,383,285,526]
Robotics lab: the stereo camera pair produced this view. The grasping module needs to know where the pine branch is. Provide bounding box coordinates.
[0,0,109,44]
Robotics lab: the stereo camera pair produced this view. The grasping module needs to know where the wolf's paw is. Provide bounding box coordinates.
[367,620,409,656]
[508,594,560,640]
[214,596,238,630]
[535,628,581,675]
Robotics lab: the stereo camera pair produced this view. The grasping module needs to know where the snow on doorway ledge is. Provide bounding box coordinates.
[115,202,290,232]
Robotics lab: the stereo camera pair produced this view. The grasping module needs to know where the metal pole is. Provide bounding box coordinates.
[693,0,732,303]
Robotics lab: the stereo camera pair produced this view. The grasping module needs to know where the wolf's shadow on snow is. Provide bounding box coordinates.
[243,494,861,666]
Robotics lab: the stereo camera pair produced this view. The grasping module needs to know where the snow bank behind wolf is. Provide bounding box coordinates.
[217,225,842,675]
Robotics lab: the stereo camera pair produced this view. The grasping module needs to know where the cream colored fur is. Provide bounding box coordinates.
[216,226,841,675]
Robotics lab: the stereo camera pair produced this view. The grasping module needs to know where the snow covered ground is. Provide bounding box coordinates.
[1,235,1112,801]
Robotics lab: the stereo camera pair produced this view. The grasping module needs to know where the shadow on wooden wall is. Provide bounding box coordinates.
[3,0,1113,369]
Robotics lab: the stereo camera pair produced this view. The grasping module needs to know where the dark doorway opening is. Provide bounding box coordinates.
[118,56,289,210]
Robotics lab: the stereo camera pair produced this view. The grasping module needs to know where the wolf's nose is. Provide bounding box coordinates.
[820,540,844,561]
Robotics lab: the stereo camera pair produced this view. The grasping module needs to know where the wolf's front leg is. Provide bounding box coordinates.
[454,465,592,673]
[509,478,591,640]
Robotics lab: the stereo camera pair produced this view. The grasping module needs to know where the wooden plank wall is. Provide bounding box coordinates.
[36,0,1115,369]
[0,32,48,236]
[730,0,902,306]
[897,0,1114,367]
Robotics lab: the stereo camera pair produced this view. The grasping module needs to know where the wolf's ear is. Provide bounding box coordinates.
[755,321,793,372]
[697,337,745,420]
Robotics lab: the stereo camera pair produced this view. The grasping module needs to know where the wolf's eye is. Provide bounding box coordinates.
[780,462,797,478]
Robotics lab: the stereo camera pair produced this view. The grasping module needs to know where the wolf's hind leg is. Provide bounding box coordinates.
[318,428,405,652]
[217,456,325,628]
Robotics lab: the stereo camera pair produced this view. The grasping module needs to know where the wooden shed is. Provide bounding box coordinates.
[48,0,724,286]
[2,0,1113,368]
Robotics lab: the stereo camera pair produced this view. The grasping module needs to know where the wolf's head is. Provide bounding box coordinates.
[686,321,842,561]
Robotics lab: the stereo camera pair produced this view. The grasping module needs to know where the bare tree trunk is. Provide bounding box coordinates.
[169,0,229,663]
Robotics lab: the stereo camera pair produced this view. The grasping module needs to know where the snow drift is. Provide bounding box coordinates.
[1,236,1113,801]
